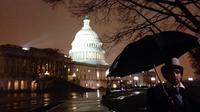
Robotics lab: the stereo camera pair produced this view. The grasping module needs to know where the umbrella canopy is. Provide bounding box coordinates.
[108,31,199,77]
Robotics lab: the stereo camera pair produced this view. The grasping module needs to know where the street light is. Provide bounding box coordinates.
[72,73,76,81]
[68,68,70,72]
[133,76,139,86]
[112,84,117,89]
[151,77,156,81]
[188,77,193,81]
[188,77,193,86]
[133,76,139,81]
[44,71,50,76]
[151,77,156,86]
[22,47,29,51]
[42,71,49,91]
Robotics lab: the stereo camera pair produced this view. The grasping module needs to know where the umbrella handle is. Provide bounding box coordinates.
[153,64,162,84]
[153,64,176,107]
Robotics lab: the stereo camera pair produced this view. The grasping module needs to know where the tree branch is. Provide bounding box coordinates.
[117,0,162,32]
[176,0,200,33]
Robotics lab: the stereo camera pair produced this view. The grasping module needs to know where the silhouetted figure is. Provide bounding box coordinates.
[146,57,200,112]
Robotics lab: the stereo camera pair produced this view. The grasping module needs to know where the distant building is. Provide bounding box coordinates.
[68,62,108,89]
[0,44,70,91]
[107,71,157,90]
[68,16,109,89]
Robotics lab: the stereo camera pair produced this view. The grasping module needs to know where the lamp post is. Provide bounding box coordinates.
[44,71,50,76]
[150,77,156,86]
[188,77,193,81]
[72,73,76,81]
[42,71,49,91]
[188,77,193,86]
[133,76,139,87]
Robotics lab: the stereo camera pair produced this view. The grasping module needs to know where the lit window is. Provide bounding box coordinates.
[20,80,25,90]
[14,80,19,90]
[97,71,100,79]
[68,68,70,72]
[31,80,37,91]
[7,81,11,90]
[97,83,100,87]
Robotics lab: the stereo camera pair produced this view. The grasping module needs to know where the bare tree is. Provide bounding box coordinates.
[44,0,200,41]
[44,0,200,75]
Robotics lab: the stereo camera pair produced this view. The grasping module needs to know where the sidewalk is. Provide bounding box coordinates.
[101,83,200,112]
[101,88,147,112]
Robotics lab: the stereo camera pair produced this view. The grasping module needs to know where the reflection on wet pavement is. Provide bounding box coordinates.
[0,90,113,112]
[49,91,112,112]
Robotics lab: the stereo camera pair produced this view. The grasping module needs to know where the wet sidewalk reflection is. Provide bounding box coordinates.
[0,90,112,112]
[49,90,111,112]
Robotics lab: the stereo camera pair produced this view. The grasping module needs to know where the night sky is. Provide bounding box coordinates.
[0,1,75,49]
[0,1,124,63]
[0,0,195,79]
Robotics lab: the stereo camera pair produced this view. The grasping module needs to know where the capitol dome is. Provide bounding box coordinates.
[69,16,107,65]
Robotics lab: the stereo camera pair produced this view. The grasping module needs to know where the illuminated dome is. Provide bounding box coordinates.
[69,16,107,65]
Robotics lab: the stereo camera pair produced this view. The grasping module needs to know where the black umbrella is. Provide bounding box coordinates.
[108,31,199,77]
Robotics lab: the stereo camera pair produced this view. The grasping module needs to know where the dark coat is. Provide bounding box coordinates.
[146,83,200,112]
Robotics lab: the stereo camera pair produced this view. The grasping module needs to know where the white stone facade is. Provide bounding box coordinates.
[69,16,107,65]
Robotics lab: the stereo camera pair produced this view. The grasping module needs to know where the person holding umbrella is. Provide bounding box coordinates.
[146,57,200,112]
[107,31,200,111]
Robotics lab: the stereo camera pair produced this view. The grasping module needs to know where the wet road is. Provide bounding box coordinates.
[0,90,112,112]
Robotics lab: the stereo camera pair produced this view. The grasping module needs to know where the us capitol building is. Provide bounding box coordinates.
[68,16,109,89]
